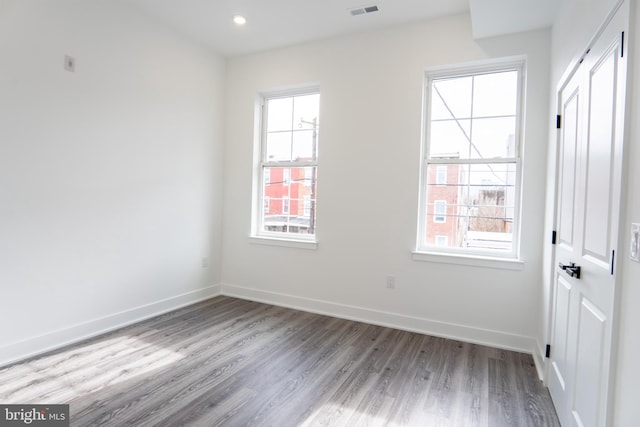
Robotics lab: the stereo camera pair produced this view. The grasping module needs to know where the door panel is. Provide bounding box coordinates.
[558,89,579,247]
[572,298,606,427]
[584,49,617,262]
[550,278,571,391]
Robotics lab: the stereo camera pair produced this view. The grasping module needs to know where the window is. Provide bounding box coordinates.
[433,200,447,223]
[436,165,447,185]
[253,89,319,240]
[417,61,523,257]
[264,196,270,213]
[436,236,449,246]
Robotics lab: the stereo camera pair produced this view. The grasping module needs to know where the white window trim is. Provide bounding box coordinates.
[251,86,320,245]
[412,250,524,270]
[415,58,525,261]
[249,235,318,250]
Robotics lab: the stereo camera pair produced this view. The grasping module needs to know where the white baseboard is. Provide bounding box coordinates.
[0,284,222,368]
[221,283,536,355]
[2,283,539,369]
[532,339,548,381]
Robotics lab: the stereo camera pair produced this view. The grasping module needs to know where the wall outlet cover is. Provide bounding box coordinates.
[631,223,640,262]
[64,55,75,72]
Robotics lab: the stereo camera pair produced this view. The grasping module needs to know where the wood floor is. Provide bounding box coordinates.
[0,296,560,426]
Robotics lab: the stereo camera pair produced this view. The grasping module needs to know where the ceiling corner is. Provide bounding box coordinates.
[470,0,560,39]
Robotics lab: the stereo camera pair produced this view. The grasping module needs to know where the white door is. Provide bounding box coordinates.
[548,6,627,427]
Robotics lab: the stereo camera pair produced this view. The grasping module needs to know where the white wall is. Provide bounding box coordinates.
[0,0,225,365]
[545,0,640,424]
[222,14,551,353]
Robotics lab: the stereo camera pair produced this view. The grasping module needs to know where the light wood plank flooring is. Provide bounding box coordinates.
[0,296,560,426]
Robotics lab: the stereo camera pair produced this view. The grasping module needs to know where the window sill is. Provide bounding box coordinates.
[412,251,524,271]
[249,236,318,250]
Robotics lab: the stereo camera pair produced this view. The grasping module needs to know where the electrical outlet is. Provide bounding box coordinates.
[64,55,75,72]
[201,257,209,268]
[386,275,396,289]
[631,223,640,262]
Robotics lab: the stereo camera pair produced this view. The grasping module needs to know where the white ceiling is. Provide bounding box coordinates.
[117,0,560,57]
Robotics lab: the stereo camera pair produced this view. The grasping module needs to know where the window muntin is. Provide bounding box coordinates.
[418,63,523,257]
[254,90,319,240]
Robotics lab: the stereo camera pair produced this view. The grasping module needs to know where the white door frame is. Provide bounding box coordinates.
[544,1,629,425]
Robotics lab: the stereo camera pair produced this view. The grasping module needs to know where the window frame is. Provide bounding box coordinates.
[251,86,320,246]
[416,59,525,261]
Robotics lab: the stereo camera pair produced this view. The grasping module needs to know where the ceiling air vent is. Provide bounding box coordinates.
[349,5,379,16]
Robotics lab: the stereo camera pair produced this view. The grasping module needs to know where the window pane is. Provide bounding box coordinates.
[293,94,320,130]
[431,76,472,120]
[266,132,291,161]
[429,71,518,160]
[429,119,470,158]
[473,71,518,118]
[424,163,516,251]
[262,166,317,235]
[470,117,516,159]
[292,129,316,160]
[267,97,293,132]
[265,94,320,162]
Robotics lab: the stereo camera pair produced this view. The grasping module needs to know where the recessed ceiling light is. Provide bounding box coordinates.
[233,15,247,25]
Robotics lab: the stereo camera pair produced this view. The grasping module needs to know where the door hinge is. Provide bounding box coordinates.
[551,230,557,245]
[556,115,562,129]
[611,250,615,275]
[578,48,591,64]
[621,32,625,58]
[545,344,551,358]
